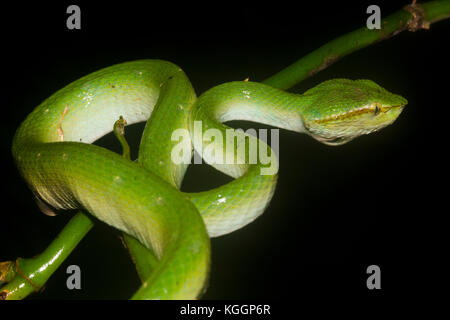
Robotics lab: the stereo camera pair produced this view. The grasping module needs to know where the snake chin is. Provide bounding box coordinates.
[302,122,356,146]
[312,135,355,146]
[34,195,58,216]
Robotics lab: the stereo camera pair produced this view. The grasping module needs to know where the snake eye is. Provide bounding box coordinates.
[374,104,380,116]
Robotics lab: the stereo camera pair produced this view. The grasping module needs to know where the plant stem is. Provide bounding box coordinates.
[1,0,449,300]
[0,212,93,300]
[263,0,450,90]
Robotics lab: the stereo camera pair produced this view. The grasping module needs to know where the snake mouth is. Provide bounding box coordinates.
[302,103,406,146]
[312,103,405,124]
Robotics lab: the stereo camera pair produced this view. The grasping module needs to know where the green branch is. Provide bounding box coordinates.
[0,213,93,299]
[263,0,450,89]
[1,0,449,300]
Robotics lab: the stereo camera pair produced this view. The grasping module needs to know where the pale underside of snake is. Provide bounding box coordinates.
[11,60,407,299]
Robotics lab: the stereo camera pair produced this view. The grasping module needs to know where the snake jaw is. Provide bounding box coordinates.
[312,135,355,146]
[302,102,406,146]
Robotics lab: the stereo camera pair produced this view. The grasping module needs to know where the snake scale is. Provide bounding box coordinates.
[11,59,407,299]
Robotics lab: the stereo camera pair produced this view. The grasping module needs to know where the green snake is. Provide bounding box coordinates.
[11,59,407,299]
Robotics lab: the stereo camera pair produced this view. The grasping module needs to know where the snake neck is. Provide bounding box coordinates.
[188,81,313,179]
[192,81,312,133]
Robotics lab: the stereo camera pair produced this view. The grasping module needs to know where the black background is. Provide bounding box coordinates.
[1,0,448,304]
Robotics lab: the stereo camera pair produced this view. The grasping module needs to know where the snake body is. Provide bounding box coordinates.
[12,60,407,299]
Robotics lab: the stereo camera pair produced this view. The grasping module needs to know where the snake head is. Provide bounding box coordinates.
[300,79,407,146]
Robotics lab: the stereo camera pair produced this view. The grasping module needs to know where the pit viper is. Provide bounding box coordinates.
[11,59,407,299]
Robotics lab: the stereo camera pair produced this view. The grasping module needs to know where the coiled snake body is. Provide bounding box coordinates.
[12,60,407,299]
